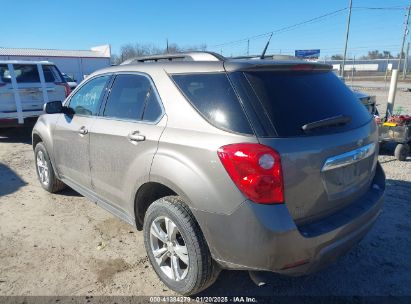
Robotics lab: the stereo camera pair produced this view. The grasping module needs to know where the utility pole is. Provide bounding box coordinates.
[351,55,355,86]
[398,6,411,73]
[384,53,390,89]
[166,39,169,53]
[341,0,353,79]
[403,42,410,79]
[247,39,250,56]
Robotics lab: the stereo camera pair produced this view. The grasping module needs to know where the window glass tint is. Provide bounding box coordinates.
[0,64,11,83]
[172,73,252,134]
[42,65,62,82]
[13,64,40,83]
[142,89,162,122]
[103,74,152,120]
[69,75,109,116]
[242,71,371,137]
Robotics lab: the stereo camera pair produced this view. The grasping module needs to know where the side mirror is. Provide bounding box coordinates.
[44,101,63,114]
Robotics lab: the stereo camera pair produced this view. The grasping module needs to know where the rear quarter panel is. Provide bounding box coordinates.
[149,69,257,214]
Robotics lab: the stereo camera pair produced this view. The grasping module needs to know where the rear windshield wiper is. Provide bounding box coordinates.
[302,115,351,132]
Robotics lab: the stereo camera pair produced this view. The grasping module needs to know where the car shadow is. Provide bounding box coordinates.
[196,179,411,297]
[56,186,82,197]
[0,163,27,196]
[0,126,33,145]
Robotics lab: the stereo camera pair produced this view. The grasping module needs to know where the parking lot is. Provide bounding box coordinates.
[0,86,410,298]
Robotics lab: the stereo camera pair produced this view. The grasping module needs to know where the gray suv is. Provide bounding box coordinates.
[32,52,385,295]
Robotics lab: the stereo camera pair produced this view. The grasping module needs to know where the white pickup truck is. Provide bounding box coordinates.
[0,61,70,127]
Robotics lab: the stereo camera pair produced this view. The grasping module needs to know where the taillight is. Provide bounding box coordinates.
[291,64,314,71]
[217,143,284,204]
[55,82,71,97]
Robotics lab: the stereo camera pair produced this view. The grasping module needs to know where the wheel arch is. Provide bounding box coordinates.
[134,181,179,230]
[32,115,60,179]
[32,132,43,149]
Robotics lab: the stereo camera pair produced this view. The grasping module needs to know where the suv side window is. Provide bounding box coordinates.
[43,65,62,83]
[172,73,253,134]
[103,74,162,121]
[13,64,40,83]
[142,88,162,122]
[0,64,11,83]
[69,75,110,116]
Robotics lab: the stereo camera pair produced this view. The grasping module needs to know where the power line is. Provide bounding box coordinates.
[210,6,408,50]
[353,6,408,10]
[210,7,348,48]
[267,44,401,52]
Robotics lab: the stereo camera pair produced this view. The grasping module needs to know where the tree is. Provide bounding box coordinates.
[111,42,208,65]
[331,54,343,60]
[360,50,394,59]
[383,51,394,59]
[395,51,405,59]
[110,54,120,65]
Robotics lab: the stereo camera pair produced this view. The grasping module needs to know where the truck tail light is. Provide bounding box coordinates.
[55,82,71,97]
[217,143,284,204]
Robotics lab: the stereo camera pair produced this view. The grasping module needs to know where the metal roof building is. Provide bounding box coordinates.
[0,45,111,83]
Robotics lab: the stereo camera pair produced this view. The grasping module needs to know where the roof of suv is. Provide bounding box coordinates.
[93,57,331,77]
[0,60,56,65]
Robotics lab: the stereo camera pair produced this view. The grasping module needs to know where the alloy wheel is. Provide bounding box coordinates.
[149,216,189,281]
[36,150,49,186]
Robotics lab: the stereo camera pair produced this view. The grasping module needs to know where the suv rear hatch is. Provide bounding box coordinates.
[227,62,379,224]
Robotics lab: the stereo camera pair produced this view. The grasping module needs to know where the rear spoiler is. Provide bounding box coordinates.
[224,61,332,72]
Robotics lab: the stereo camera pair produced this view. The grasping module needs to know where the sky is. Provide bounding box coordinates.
[2,0,411,59]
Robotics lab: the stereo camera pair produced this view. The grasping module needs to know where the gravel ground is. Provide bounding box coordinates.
[0,87,410,299]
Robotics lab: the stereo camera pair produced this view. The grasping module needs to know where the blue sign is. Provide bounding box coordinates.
[295,49,320,59]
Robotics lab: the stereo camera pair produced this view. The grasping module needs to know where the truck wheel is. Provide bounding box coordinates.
[394,143,410,161]
[143,196,220,295]
[34,142,66,193]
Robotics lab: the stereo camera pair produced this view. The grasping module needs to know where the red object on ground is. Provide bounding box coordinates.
[387,115,411,125]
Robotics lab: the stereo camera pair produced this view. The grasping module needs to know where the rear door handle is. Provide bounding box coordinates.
[128,131,145,142]
[78,126,88,135]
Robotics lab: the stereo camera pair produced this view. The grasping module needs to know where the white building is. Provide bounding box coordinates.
[0,45,111,83]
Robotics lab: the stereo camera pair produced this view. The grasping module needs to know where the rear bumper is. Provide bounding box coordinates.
[193,162,385,275]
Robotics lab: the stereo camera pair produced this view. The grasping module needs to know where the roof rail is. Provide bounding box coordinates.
[230,54,301,61]
[120,51,225,65]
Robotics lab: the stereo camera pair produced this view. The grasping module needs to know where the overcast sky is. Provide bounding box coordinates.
[3,0,411,58]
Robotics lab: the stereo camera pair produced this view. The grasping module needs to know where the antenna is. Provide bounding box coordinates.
[260,33,273,59]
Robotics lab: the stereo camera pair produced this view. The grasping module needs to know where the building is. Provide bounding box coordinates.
[0,45,111,83]
[321,58,411,74]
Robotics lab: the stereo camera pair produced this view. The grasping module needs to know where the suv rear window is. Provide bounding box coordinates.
[234,70,371,137]
[172,73,253,135]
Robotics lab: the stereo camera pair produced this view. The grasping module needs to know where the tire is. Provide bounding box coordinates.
[34,142,66,193]
[394,143,410,161]
[143,196,220,295]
